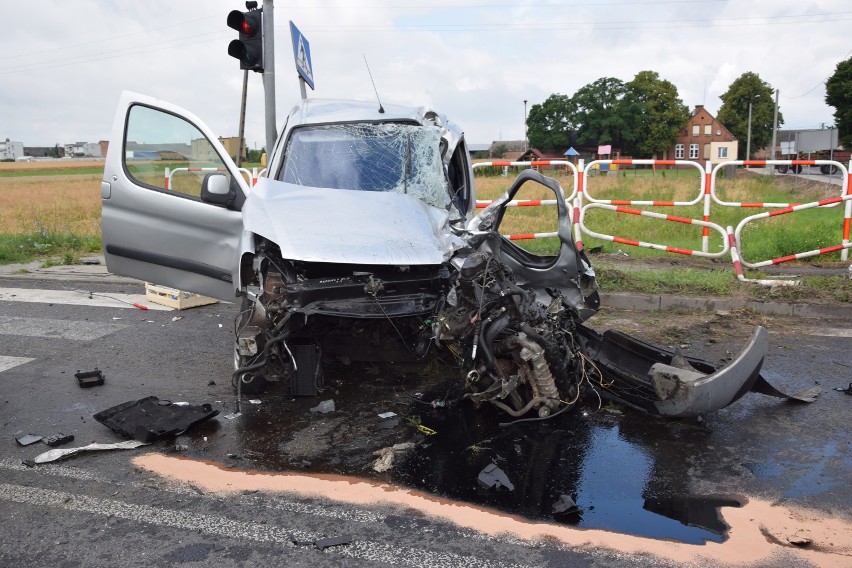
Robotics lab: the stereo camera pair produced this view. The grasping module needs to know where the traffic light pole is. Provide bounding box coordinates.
[262,0,277,156]
[237,69,248,167]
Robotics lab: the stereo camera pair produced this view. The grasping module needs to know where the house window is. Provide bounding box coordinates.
[675,144,684,159]
[704,124,712,135]
[689,143,699,159]
[692,125,700,136]
[718,146,728,159]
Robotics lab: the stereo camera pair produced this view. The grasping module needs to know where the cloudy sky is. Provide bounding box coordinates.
[1,0,849,150]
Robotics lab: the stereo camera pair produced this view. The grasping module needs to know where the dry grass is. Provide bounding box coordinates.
[0,173,102,235]
[0,160,104,173]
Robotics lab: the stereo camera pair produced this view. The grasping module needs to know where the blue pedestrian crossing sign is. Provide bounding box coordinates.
[289,21,315,90]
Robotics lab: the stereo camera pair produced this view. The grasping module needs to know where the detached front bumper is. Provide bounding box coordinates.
[579,326,768,417]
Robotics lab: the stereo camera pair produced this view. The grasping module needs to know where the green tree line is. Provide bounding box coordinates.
[525,62,852,160]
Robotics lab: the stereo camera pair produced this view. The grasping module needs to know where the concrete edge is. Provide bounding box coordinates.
[600,292,852,320]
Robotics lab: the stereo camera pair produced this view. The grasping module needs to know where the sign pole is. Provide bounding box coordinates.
[262,0,277,156]
[299,77,307,100]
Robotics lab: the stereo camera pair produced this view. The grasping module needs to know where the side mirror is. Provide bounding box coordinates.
[201,173,234,207]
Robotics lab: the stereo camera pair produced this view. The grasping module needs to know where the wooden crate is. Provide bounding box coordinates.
[145,283,218,310]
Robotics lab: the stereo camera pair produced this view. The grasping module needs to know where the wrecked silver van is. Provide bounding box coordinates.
[101,92,775,420]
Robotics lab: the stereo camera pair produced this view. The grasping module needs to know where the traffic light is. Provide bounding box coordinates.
[227,7,263,72]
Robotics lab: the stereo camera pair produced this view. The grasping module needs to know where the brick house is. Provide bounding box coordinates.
[665,105,738,165]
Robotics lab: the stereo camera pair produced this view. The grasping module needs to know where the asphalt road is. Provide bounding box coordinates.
[1,277,850,567]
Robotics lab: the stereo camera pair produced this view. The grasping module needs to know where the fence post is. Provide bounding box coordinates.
[703,160,712,254]
[574,159,585,250]
[844,159,852,261]
[164,167,170,190]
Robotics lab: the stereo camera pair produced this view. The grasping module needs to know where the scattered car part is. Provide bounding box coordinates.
[15,434,42,446]
[372,442,415,473]
[34,440,148,464]
[552,494,580,515]
[93,396,219,442]
[309,400,335,414]
[477,463,515,491]
[293,535,352,551]
[43,433,74,447]
[75,369,105,388]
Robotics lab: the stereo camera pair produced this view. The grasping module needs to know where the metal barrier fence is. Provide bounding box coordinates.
[473,158,852,284]
[165,166,267,189]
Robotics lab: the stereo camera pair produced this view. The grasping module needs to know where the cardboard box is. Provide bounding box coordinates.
[145,283,218,310]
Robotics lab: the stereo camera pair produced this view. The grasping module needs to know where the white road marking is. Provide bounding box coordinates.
[0,356,35,372]
[0,287,171,310]
[0,315,127,340]
[0,481,525,568]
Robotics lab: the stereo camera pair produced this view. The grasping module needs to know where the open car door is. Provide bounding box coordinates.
[101,92,248,300]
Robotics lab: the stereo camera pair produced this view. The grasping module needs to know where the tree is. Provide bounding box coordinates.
[622,71,689,158]
[717,72,782,159]
[825,57,852,148]
[526,94,576,152]
[570,77,630,150]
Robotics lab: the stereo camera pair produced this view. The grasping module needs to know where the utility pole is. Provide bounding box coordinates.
[745,101,753,162]
[237,70,248,167]
[770,89,779,174]
[523,99,528,151]
[262,0,277,157]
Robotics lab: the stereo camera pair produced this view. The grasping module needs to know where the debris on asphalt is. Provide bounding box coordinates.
[75,369,105,388]
[834,383,852,395]
[552,494,580,515]
[174,444,189,452]
[377,411,397,419]
[43,433,74,447]
[376,416,400,430]
[21,459,36,468]
[313,535,352,551]
[477,463,515,491]
[372,442,415,472]
[34,440,148,464]
[309,400,335,414]
[786,529,813,547]
[293,535,352,551]
[93,396,219,442]
[248,399,262,405]
[171,316,182,322]
[15,434,42,446]
[222,412,241,420]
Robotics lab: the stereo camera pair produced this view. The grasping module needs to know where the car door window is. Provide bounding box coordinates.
[124,104,233,198]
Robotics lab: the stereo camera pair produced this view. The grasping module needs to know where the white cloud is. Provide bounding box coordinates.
[1,0,848,148]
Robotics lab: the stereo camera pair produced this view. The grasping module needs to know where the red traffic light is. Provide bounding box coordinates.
[227,10,260,37]
[227,9,264,72]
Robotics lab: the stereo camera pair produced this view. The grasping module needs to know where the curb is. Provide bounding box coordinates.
[600,292,852,320]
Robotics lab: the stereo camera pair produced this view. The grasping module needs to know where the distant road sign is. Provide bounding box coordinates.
[289,21,314,90]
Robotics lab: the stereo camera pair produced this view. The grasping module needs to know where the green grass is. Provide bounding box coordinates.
[0,232,101,264]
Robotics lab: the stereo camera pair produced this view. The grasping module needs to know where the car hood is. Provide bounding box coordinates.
[242,179,465,265]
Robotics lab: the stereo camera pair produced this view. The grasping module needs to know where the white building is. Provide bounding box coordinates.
[64,142,102,158]
[0,139,24,160]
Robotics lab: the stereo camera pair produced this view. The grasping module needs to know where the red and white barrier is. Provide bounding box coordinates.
[581,202,728,258]
[165,167,254,190]
[732,195,852,269]
[473,161,578,209]
[727,227,799,287]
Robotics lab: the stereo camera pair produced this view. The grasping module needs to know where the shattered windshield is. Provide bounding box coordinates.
[279,123,450,209]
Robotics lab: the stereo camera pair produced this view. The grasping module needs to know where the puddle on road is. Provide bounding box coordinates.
[389,389,738,545]
[197,373,741,545]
